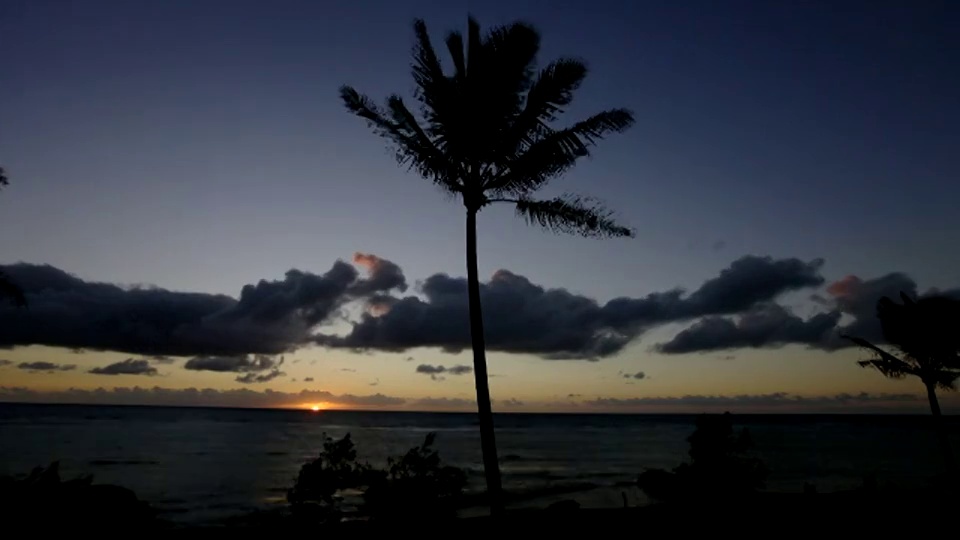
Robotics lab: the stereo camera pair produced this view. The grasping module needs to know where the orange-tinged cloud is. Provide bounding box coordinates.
[353,252,386,272]
[826,275,863,298]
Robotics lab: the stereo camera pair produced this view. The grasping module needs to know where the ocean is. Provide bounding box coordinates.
[0,403,955,524]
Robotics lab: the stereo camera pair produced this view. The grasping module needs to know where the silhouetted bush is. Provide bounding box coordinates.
[0,462,155,532]
[287,433,373,523]
[363,432,467,520]
[637,413,767,502]
[289,432,466,523]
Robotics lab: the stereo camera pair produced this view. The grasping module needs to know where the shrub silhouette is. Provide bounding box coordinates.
[289,432,466,523]
[287,433,373,523]
[363,432,467,520]
[637,413,767,501]
[0,462,155,532]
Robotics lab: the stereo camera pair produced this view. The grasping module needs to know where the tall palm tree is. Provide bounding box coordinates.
[843,292,960,473]
[0,166,26,307]
[340,17,634,513]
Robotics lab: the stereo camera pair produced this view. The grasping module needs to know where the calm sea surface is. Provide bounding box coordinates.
[1,403,956,523]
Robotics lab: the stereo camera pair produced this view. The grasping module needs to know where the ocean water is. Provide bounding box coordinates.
[0,403,955,523]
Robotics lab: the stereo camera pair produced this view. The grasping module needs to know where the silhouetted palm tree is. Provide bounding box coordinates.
[0,166,26,307]
[843,292,960,473]
[340,17,634,513]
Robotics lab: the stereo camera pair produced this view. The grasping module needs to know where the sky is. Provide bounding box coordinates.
[1,0,958,413]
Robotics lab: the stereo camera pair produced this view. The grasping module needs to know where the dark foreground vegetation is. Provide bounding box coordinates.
[2,413,956,536]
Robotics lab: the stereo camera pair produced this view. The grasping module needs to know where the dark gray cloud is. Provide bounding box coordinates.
[623,371,646,380]
[0,386,405,408]
[590,392,921,408]
[235,368,285,384]
[447,365,472,375]
[350,253,408,295]
[18,361,75,372]
[184,355,278,373]
[416,364,446,375]
[89,358,158,376]
[656,272,958,354]
[501,398,524,407]
[183,355,286,384]
[416,364,473,380]
[317,255,826,359]
[304,377,314,382]
[0,359,11,367]
[658,304,841,354]
[0,256,406,357]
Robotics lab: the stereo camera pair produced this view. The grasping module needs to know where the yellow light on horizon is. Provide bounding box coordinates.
[311,405,321,412]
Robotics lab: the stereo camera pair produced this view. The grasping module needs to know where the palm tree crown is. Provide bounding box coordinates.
[843,293,960,390]
[340,17,635,234]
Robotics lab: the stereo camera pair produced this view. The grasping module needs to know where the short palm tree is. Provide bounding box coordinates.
[340,17,634,513]
[843,292,960,473]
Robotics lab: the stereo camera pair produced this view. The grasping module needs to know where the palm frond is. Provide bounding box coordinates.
[932,369,960,391]
[0,166,8,188]
[506,59,588,150]
[466,16,482,78]
[490,108,634,195]
[0,272,27,307]
[842,334,918,378]
[340,86,462,194]
[513,194,633,238]
[459,19,540,161]
[445,31,466,80]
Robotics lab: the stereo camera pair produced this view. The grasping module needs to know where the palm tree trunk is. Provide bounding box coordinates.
[924,382,956,475]
[465,208,504,515]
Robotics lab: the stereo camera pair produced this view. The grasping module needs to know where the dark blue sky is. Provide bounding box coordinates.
[2,0,957,297]
[0,1,958,409]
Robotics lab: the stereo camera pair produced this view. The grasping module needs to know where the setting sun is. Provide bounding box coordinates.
[310,405,321,412]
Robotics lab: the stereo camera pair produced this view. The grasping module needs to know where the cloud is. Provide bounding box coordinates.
[589,392,922,409]
[9,254,948,360]
[235,369,285,384]
[0,385,405,408]
[658,304,841,354]
[89,358,158,376]
[340,368,357,372]
[447,365,472,375]
[317,255,826,359]
[0,257,406,357]
[623,371,646,380]
[304,377,314,382]
[184,355,278,373]
[350,253,408,294]
[416,364,473,381]
[655,272,959,354]
[415,364,446,375]
[501,398,524,407]
[0,359,11,367]
[17,361,75,372]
